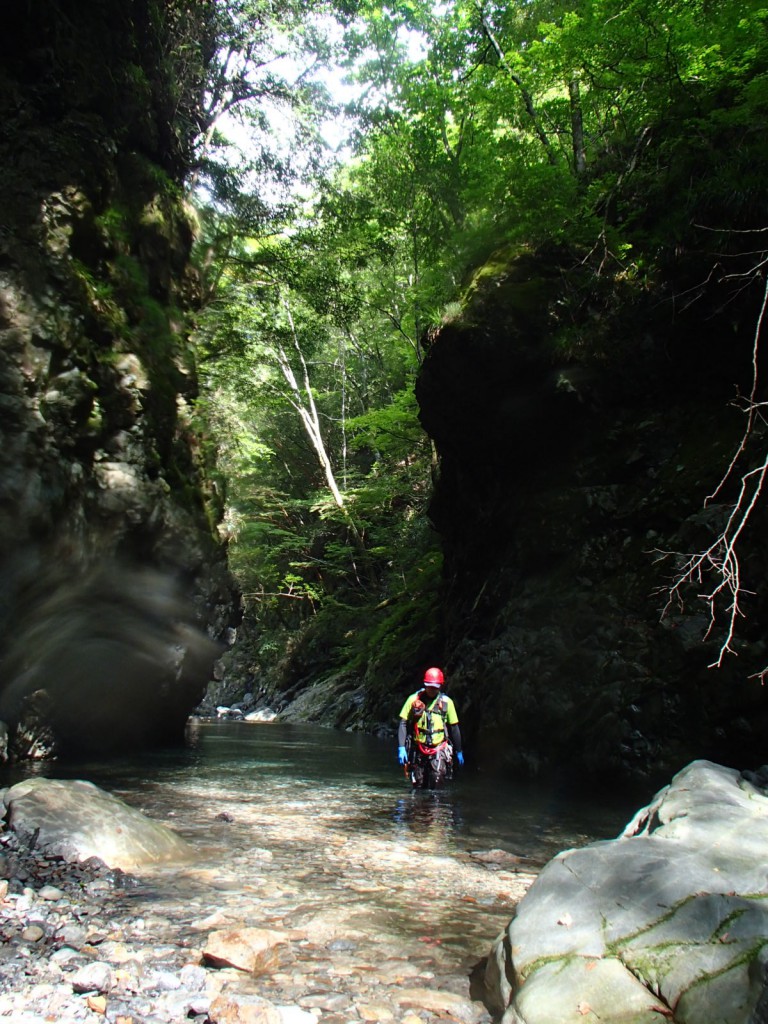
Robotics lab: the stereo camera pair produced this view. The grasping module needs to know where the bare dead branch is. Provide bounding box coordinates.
[707,274,768,505]
[658,255,768,675]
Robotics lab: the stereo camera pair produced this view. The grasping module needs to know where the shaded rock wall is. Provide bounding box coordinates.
[415,243,768,787]
[0,0,240,757]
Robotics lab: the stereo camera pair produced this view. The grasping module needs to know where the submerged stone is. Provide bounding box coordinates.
[203,926,292,975]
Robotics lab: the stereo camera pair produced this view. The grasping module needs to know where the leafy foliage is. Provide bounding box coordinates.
[188,0,768,695]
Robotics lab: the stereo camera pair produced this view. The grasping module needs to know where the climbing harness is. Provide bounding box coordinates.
[405,690,454,789]
[411,690,449,745]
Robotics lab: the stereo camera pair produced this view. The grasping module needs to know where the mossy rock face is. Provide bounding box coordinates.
[0,1,240,759]
[459,245,565,325]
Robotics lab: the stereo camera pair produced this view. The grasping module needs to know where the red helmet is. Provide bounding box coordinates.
[423,667,444,687]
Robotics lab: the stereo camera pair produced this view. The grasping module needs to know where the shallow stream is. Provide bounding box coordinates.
[5,721,639,1022]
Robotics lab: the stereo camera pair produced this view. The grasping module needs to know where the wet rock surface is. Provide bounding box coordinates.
[4,777,193,871]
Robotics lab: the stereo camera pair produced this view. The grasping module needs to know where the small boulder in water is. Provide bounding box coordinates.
[245,708,277,723]
[469,848,528,869]
[216,706,244,720]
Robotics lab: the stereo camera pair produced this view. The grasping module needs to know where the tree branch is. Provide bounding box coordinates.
[475,3,558,166]
[657,255,768,675]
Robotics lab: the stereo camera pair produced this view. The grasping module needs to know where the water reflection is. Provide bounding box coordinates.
[391,790,465,836]
[0,719,644,996]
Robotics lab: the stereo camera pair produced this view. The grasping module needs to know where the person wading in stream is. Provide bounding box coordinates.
[397,667,464,789]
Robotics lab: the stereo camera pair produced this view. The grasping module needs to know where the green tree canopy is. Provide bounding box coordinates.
[190,0,768,686]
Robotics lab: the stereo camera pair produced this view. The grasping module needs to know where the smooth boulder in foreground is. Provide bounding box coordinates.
[486,760,768,1024]
[2,777,192,871]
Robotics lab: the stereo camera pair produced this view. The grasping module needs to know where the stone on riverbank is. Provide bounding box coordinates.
[209,988,284,1023]
[486,759,768,1023]
[203,927,293,974]
[2,777,192,871]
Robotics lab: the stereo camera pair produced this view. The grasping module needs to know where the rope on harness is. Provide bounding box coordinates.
[416,739,449,757]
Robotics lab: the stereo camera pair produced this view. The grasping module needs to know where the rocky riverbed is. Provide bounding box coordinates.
[0,827,184,1024]
[0,774,538,1024]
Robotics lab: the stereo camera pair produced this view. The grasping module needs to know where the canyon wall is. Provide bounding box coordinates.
[0,0,240,758]
[415,240,768,786]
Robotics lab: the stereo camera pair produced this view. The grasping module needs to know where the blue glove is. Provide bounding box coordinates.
[456,751,464,766]
[398,746,408,765]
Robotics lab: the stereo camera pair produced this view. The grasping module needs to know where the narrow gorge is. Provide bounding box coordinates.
[3,4,768,1024]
